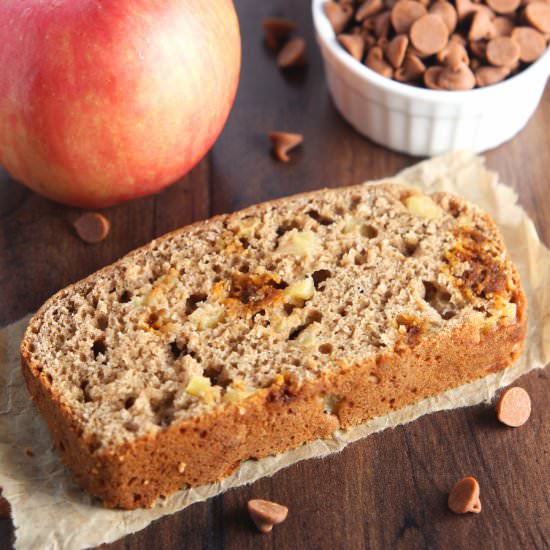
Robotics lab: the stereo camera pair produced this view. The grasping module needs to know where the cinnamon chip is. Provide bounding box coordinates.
[261,17,296,51]
[469,10,497,41]
[497,386,532,427]
[269,132,304,162]
[338,34,366,60]
[356,0,385,20]
[486,0,521,13]
[475,65,510,85]
[324,1,354,33]
[410,14,449,55]
[448,477,482,514]
[493,16,515,36]
[248,499,288,533]
[455,0,480,21]
[391,0,427,33]
[73,213,110,244]
[277,37,307,69]
[512,26,547,62]
[395,52,426,80]
[385,34,409,68]
[469,39,488,60]
[365,45,394,76]
[429,1,458,33]
[438,62,476,89]
[486,35,520,66]
[439,40,470,68]
[424,65,444,88]
[525,2,550,34]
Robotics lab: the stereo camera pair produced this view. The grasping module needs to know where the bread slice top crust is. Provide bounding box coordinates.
[21,181,524,453]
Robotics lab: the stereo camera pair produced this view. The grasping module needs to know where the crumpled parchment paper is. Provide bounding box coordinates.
[1,151,549,549]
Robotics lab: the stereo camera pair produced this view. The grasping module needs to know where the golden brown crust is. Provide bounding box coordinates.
[21,276,526,509]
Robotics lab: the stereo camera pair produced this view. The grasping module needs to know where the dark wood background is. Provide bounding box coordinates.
[1,1,549,548]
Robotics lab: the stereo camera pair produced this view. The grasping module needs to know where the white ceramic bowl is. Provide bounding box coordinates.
[312,0,550,156]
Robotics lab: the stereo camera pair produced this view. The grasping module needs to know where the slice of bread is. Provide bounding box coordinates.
[20,181,526,509]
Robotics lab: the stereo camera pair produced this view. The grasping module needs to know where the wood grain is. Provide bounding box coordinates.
[1,0,550,548]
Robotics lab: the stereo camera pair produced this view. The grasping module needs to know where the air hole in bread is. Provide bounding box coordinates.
[186,293,207,315]
[276,220,303,236]
[203,365,230,388]
[81,379,91,403]
[307,310,323,323]
[288,325,306,341]
[133,494,142,503]
[283,303,295,316]
[312,269,331,290]
[97,315,108,330]
[239,237,249,249]
[350,195,361,210]
[354,252,368,266]
[307,209,334,226]
[92,340,106,359]
[124,396,136,409]
[119,291,132,303]
[360,224,378,238]
[423,281,455,319]
[319,343,333,354]
[404,240,419,257]
[170,341,185,360]
[239,262,250,273]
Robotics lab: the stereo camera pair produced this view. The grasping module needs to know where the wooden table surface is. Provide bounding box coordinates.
[1,1,550,548]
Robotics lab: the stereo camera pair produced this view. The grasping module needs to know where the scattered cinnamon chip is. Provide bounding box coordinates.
[261,17,296,51]
[338,34,366,60]
[448,477,482,514]
[248,499,288,533]
[25,447,34,457]
[269,132,304,162]
[277,37,307,69]
[73,213,110,244]
[497,386,532,427]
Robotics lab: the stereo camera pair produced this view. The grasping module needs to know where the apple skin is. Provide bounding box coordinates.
[0,0,241,207]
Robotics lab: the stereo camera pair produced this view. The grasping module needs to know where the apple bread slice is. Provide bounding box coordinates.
[21,181,526,509]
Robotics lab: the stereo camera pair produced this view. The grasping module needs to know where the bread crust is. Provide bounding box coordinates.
[21,279,526,509]
[19,181,528,509]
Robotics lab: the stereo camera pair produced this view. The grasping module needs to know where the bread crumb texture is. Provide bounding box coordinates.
[22,183,522,454]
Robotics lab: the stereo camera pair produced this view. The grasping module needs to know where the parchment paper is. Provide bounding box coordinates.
[1,151,549,550]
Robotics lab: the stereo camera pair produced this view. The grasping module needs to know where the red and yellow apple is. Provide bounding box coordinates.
[0,0,241,207]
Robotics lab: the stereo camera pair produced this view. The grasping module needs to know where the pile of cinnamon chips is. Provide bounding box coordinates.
[325,0,550,89]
